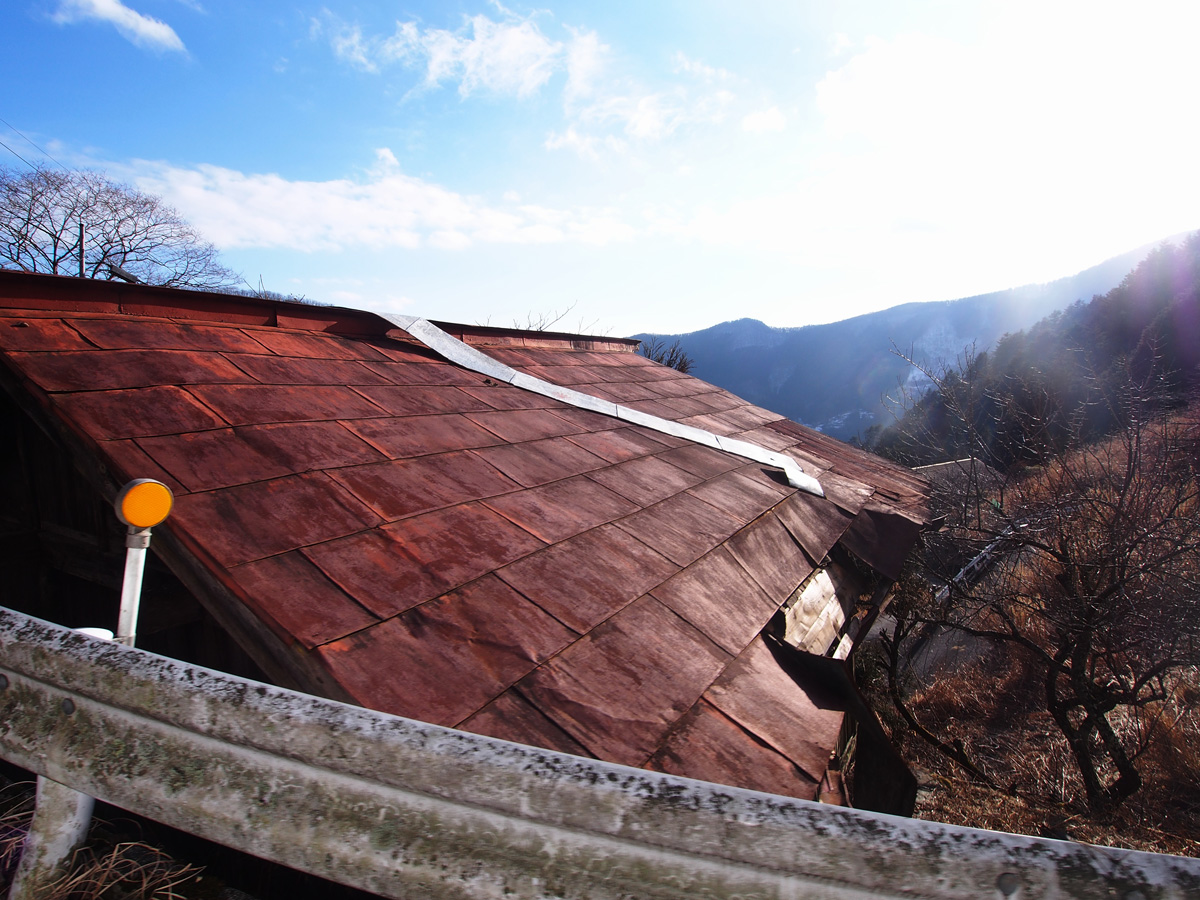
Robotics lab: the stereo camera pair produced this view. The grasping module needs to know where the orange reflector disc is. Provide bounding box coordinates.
[115,479,174,529]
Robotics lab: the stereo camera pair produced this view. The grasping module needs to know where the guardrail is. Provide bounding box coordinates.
[2,604,1198,899]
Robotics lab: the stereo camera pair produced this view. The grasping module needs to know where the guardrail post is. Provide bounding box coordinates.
[7,776,95,899]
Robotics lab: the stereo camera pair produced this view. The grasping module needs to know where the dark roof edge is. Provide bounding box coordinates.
[430,320,641,352]
[0,270,635,350]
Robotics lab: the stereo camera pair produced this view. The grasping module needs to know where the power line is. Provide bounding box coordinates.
[0,137,38,171]
[0,116,72,171]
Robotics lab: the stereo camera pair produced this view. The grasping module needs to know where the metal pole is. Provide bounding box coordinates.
[10,478,169,896]
[116,527,151,647]
[78,221,84,278]
[8,627,112,899]
[8,777,96,899]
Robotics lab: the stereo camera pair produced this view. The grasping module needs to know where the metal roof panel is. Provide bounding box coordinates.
[187,383,388,425]
[483,475,638,544]
[229,551,379,648]
[137,428,295,492]
[724,513,815,601]
[464,408,584,443]
[53,385,226,439]
[585,455,704,505]
[646,700,819,801]
[352,383,493,416]
[497,523,678,634]
[473,436,608,488]
[172,472,384,567]
[315,575,575,725]
[226,354,394,386]
[0,317,91,351]
[329,450,520,521]
[517,596,731,766]
[342,414,503,459]
[704,638,845,782]
[649,546,775,656]
[68,317,268,353]
[774,490,855,563]
[12,348,252,392]
[460,690,592,757]
[615,492,744,567]
[561,427,675,464]
[685,469,790,526]
[240,328,387,361]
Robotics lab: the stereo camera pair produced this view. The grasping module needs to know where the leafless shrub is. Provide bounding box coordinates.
[638,337,694,373]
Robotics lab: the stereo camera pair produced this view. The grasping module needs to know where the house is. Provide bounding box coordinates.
[0,270,928,813]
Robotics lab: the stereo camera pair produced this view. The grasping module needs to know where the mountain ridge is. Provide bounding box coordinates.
[636,236,1186,439]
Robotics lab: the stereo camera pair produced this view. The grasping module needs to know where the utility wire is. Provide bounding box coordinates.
[0,137,38,172]
[0,116,70,171]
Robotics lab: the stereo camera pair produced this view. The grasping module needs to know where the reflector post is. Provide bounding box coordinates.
[113,479,173,647]
[115,479,173,529]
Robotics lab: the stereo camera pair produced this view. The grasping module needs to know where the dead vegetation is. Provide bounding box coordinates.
[863,359,1200,849]
[859,554,1200,854]
[0,782,203,900]
[861,641,1200,855]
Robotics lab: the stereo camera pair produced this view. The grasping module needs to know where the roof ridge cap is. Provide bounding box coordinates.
[380,313,823,497]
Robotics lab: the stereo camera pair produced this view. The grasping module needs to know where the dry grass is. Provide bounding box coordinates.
[0,785,35,885]
[0,782,202,899]
[868,646,1200,857]
[39,840,200,900]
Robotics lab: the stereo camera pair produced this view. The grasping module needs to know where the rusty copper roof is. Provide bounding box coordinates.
[0,271,928,802]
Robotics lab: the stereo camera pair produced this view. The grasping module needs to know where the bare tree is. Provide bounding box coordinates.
[0,165,238,289]
[884,360,1200,813]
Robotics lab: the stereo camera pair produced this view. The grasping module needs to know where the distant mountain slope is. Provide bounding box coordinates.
[636,240,1175,440]
[871,234,1200,467]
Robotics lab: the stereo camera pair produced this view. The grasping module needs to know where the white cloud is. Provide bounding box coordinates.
[563,27,607,104]
[741,106,785,133]
[326,11,563,98]
[809,10,1200,256]
[124,151,637,252]
[328,23,378,73]
[53,0,185,53]
[544,127,625,160]
[671,52,731,83]
[563,84,735,150]
[544,126,601,160]
[827,32,854,58]
[555,43,737,155]
[323,11,747,160]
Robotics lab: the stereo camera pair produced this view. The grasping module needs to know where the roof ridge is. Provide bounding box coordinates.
[382,313,824,497]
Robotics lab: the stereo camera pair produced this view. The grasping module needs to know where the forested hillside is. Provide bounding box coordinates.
[870,233,1200,466]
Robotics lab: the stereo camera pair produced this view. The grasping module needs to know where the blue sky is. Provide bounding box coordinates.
[4,1,1200,336]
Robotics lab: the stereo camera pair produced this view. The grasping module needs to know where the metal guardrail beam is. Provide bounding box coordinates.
[1,605,1197,900]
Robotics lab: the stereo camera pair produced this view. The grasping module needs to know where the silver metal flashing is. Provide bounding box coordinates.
[509,371,621,417]
[381,314,824,497]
